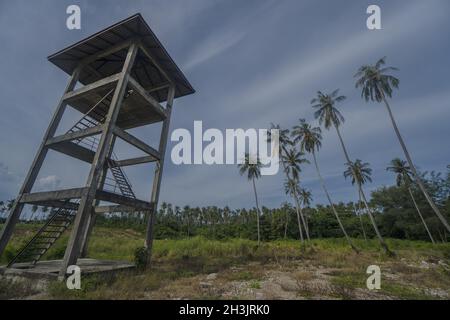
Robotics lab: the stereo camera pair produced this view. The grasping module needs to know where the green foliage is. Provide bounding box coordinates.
[134,246,148,270]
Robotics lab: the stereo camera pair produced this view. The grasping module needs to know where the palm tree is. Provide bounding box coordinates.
[284,178,304,243]
[355,57,450,233]
[344,159,372,186]
[268,124,311,240]
[298,187,313,234]
[353,202,367,241]
[238,153,263,245]
[344,159,392,254]
[312,90,392,254]
[282,148,311,240]
[387,158,435,243]
[292,118,358,252]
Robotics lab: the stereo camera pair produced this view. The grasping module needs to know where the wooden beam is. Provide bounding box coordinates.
[128,76,167,118]
[95,190,152,210]
[113,127,160,160]
[79,37,138,67]
[138,43,173,85]
[63,73,121,102]
[145,86,176,265]
[110,155,157,167]
[146,83,170,94]
[20,188,87,203]
[48,141,96,163]
[46,125,103,146]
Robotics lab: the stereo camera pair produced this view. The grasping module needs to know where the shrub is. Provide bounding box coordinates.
[134,246,148,270]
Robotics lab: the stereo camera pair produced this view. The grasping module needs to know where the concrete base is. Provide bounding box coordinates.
[0,259,135,280]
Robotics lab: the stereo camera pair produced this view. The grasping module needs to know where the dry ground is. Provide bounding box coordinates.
[1,226,449,300]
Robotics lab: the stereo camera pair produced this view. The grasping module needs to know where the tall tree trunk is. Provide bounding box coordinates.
[334,124,392,255]
[252,177,261,245]
[358,192,367,241]
[408,187,435,244]
[293,197,304,243]
[380,91,450,233]
[312,151,358,252]
[284,210,289,239]
[280,157,307,243]
[294,192,311,241]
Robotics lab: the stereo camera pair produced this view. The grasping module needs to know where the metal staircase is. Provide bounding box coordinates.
[8,203,78,267]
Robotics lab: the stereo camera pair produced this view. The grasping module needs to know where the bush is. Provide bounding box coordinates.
[134,246,148,270]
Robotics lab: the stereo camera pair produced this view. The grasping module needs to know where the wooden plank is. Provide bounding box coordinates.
[95,190,152,210]
[63,73,120,102]
[20,188,87,203]
[113,126,160,160]
[128,76,167,118]
[48,141,96,163]
[110,155,157,167]
[46,125,103,146]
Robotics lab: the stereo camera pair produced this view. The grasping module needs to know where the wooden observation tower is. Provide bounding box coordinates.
[0,14,194,278]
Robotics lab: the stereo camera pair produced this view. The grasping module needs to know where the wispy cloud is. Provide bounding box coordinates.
[183,28,247,71]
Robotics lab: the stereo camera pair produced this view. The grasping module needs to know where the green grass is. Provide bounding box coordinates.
[1,224,449,300]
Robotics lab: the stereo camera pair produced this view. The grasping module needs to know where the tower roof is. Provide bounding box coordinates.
[48,13,195,102]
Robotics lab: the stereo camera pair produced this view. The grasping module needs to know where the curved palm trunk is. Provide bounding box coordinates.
[408,187,435,244]
[357,193,367,241]
[293,195,304,243]
[380,92,450,233]
[252,177,261,245]
[333,125,393,255]
[280,157,307,243]
[312,151,358,252]
[294,188,309,241]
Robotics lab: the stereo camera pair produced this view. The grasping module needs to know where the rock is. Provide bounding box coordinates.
[206,273,218,280]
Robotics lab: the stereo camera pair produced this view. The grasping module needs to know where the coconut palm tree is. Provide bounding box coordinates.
[312,90,392,254]
[353,202,367,241]
[238,153,263,245]
[355,57,450,233]
[284,178,304,243]
[344,159,392,254]
[292,118,358,252]
[268,124,294,236]
[387,158,435,243]
[344,159,372,186]
[298,187,313,234]
[282,148,311,240]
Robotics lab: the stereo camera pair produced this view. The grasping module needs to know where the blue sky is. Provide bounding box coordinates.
[0,0,449,211]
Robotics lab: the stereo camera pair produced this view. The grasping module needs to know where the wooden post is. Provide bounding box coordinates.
[58,42,138,279]
[144,85,175,266]
[0,67,81,257]
[80,136,117,257]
